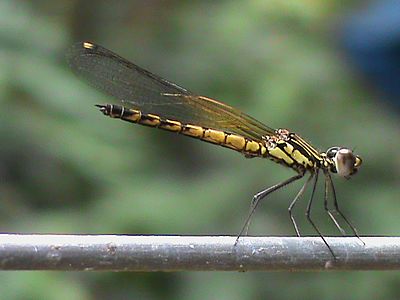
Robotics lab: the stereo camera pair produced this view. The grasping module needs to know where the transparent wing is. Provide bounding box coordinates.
[67,42,276,140]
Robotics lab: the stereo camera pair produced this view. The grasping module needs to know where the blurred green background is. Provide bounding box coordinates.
[1,0,400,299]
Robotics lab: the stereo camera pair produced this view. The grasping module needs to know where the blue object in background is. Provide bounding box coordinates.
[342,0,400,107]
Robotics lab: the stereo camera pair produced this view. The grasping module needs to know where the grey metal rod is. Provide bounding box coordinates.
[0,234,399,271]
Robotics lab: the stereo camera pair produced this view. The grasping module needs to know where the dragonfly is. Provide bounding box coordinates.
[67,41,363,258]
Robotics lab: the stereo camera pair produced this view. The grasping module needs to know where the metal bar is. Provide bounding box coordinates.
[0,234,399,271]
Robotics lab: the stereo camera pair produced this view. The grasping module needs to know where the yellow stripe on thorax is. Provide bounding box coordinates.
[261,135,316,171]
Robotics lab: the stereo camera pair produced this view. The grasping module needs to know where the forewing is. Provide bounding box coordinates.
[67,42,275,140]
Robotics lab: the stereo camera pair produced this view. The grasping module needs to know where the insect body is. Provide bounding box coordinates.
[68,41,363,258]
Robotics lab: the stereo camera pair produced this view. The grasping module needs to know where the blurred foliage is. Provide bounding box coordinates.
[1,0,400,299]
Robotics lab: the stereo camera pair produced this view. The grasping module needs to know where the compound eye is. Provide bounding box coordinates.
[334,148,357,178]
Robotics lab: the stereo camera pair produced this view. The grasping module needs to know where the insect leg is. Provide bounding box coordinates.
[325,170,364,245]
[323,170,346,235]
[305,170,337,258]
[288,172,315,237]
[235,172,305,246]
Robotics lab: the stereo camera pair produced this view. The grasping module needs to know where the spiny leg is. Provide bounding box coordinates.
[288,173,315,237]
[325,171,365,245]
[234,172,305,246]
[323,171,346,235]
[305,170,337,258]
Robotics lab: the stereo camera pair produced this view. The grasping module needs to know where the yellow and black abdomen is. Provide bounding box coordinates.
[97,104,268,158]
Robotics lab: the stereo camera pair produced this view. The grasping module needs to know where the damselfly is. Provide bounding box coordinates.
[67,41,363,258]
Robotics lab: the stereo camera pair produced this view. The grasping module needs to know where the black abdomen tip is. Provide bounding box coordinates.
[95,104,110,115]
